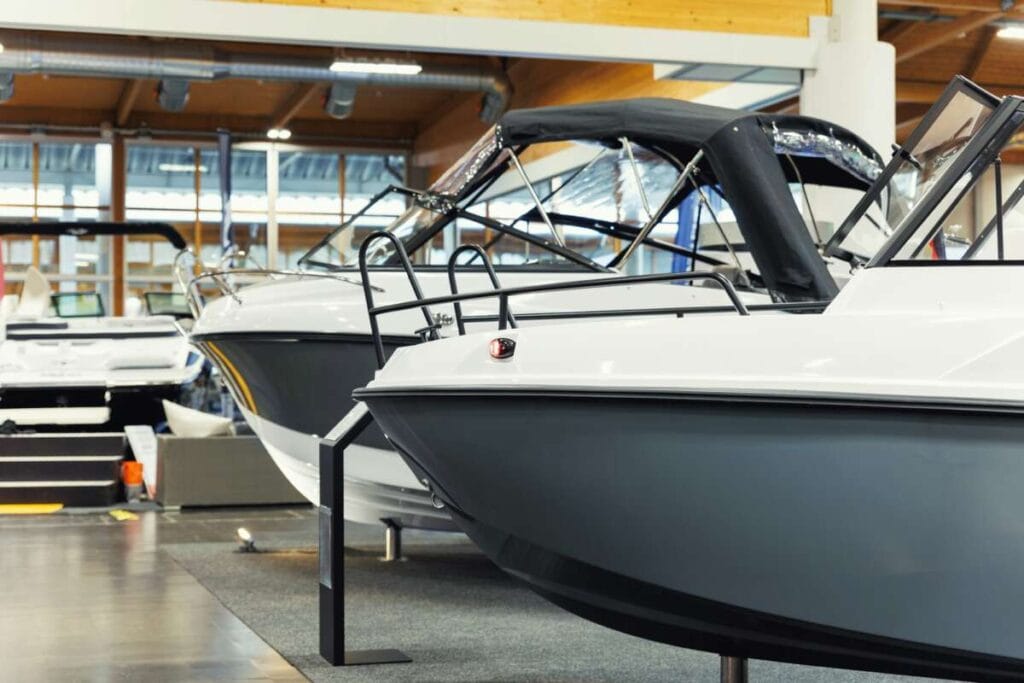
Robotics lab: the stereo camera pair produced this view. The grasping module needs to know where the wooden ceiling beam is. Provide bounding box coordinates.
[964,24,999,77]
[115,79,144,127]
[881,1,1015,11]
[880,20,921,44]
[892,10,1005,63]
[268,82,322,130]
[897,79,1022,102]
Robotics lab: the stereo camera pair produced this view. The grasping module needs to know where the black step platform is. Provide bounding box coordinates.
[0,433,125,506]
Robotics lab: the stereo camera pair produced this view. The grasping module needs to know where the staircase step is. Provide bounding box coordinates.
[0,481,120,507]
[0,433,127,505]
[0,456,122,482]
[0,433,125,457]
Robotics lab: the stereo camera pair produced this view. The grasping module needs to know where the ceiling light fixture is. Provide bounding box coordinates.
[997,25,1024,39]
[266,128,292,140]
[158,163,207,173]
[329,58,422,75]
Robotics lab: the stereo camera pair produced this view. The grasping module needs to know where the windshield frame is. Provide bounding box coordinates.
[822,76,1001,263]
[868,92,1024,266]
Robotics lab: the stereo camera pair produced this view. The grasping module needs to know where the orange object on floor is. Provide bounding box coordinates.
[121,461,143,485]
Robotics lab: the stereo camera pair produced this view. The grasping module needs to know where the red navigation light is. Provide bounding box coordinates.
[489,337,516,360]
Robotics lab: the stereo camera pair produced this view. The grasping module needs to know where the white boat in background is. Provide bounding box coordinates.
[188,97,887,527]
[358,77,1024,680]
[0,222,204,431]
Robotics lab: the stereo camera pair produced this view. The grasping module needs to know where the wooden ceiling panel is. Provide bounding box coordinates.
[972,36,1024,84]
[0,75,124,110]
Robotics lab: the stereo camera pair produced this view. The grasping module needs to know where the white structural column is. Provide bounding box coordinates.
[801,0,895,157]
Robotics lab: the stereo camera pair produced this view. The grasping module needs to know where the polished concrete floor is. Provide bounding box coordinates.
[0,507,940,683]
[0,507,311,682]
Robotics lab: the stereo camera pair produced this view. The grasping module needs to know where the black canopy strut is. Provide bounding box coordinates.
[0,222,187,250]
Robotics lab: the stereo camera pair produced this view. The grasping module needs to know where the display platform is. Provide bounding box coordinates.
[155,435,306,508]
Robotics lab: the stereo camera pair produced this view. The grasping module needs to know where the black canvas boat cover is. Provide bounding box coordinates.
[497,98,879,301]
[497,98,878,190]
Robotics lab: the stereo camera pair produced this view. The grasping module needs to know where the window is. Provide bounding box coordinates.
[276,151,406,269]
[0,140,112,302]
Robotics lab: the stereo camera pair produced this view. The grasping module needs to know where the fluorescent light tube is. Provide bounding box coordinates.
[329,59,422,75]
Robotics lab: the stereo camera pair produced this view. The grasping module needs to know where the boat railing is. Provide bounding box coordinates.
[182,266,373,319]
[446,244,516,335]
[355,230,824,370]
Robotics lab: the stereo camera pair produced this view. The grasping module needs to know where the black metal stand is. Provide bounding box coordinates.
[720,655,748,683]
[319,404,411,667]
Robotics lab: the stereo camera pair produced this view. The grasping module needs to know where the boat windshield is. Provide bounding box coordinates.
[826,79,998,262]
[869,96,1024,264]
[299,134,702,273]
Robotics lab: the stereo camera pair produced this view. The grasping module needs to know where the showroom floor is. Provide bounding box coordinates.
[0,507,944,683]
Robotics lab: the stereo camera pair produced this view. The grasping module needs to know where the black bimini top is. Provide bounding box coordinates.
[0,222,187,250]
[496,99,883,301]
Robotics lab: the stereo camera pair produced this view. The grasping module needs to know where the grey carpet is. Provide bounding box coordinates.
[163,522,941,683]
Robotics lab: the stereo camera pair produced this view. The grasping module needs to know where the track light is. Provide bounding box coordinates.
[998,26,1024,39]
[329,58,421,75]
[236,527,256,552]
[266,128,292,140]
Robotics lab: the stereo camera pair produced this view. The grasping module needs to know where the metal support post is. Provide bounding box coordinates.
[319,403,411,667]
[720,655,748,683]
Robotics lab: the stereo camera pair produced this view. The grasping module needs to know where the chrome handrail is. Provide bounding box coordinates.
[357,230,755,370]
[447,244,516,335]
[358,231,439,368]
[183,268,377,318]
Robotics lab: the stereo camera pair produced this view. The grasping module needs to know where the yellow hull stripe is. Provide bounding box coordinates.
[205,341,258,413]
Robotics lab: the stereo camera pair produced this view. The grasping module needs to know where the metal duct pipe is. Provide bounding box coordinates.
[0,72,13,102]
[156,79,190,111]
[324,82,357,119]
[0,33,512,123]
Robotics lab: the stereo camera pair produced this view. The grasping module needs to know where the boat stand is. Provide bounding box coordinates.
[720,655,748,682]
[318,404,411,667]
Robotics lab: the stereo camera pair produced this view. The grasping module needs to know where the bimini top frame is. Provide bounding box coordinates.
[301,98,885,303]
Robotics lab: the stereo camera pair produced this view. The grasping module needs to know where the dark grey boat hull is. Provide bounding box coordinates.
[193,332,412,448]
[358,388,1024,680]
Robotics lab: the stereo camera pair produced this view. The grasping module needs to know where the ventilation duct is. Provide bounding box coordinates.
[156,79,190,112]
[0,33,512,123]
[324,82,357,119]
[0,72,12,102]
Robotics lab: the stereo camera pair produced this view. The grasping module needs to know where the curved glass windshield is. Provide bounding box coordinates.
[889,119,1024,263]
[828,82,997,261]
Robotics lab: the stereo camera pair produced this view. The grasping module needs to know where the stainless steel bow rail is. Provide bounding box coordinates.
[446,243,517,335]
[181,266,375,319]
[358,230,821,370]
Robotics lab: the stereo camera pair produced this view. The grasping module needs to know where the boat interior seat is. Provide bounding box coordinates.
[125,297,144,318]
[14,267,51,318]
[0,295,19,318]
